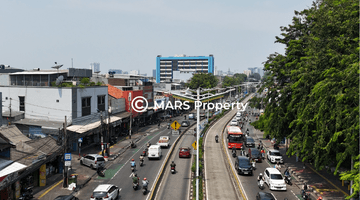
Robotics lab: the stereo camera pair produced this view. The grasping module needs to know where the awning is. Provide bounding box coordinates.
[66,120,101,134]
[0,162,27,178]
[104,116,122,124]
[113,112,131,119]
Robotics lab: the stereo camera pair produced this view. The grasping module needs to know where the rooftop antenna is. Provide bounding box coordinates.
[51,62,63,77]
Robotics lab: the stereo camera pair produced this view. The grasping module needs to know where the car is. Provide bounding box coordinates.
[54,195,79,200]
[181,120,190,127]
[249,148,262,162]
[267,149,284,164]
[255,192,276,200]
[263,167,286,191]
[80,154,105,169]
[234,156,253,175]
[245,137,255,148]
[179,147,191,158]
[188,113,197,120]
[230,119,238,126]
[90,184,120,200]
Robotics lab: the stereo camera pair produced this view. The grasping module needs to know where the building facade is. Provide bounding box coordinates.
[90,62,100,73]
[156,55,214,83]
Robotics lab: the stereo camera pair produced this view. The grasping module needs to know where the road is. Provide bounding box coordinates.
[73,115,195,200]
[224,107,305,200]
[204,95,255,200]
[155,122,199,200]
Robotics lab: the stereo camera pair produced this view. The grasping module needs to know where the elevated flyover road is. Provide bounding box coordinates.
[204,94,253,200]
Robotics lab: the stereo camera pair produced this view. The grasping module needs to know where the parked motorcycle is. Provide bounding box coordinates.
[97,166,106,177]
[257,179,264,190]
[284,175,292,185]
[171,167,175,174]
[19,187,33,200]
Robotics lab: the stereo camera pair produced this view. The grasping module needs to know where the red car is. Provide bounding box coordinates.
[179,147,191,158]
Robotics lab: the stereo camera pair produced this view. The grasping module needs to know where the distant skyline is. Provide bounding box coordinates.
[1,0,314,77]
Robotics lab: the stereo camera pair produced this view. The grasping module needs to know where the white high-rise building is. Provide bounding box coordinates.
[129,70,140,75]
[90,62,100,73]
[244,70,251,77]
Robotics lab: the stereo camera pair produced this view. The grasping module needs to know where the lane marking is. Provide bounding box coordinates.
[37,180,63,199]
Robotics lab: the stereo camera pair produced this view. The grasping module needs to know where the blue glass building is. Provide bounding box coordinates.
[156,55,214,83]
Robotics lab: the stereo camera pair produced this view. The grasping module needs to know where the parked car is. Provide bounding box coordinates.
[230,119,238,126]
[80,154,105,169]
[234,156,253,175]
[90,184,120,200]
[267,149,284,164]
[249,148,262,163]
[263,168,286,191]
[54,195,79,200]
[181,120,190,127]
[255,192,276,200]
[179,147,191,158]
[245,137,255,148]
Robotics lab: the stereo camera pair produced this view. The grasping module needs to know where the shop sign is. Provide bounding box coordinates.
[39,164,46,186]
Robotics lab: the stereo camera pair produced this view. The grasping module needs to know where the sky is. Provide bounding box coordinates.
[0,0,314,79]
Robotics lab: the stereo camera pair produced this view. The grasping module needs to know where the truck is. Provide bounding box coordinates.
[156,136,170,148]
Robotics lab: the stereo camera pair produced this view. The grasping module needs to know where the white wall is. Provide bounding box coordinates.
[0,87,72,122]
[76,87,108,118]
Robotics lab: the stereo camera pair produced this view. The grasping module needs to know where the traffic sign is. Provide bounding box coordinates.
[78,138,83,143]
[64,161,71,166]
[171,120,181,130]
[172,130,179,135]
[192,141,197,150]
[64,153,72,161]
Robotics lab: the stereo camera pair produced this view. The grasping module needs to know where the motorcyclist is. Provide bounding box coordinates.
[301,183,308,196]
[257,173,264,181]
[215,135,219,142]
[284,167,290,177]
[232,147,237,156]
[275,162,281,171]
[139,155,144,165]
[142,177,149,188]
[317,196,323,200]
[167,121,171,129]
[132,173,139,186]
[147,142,151,148]
[131,159,136,168]
[260,149,265,159]
[170,161,176,170]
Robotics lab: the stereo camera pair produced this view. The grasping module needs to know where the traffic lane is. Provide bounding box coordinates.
[74,126,178,200]
[156,132,194,200]
[107,130,180,200]
[229,121,300,200]
[205,107,240,200]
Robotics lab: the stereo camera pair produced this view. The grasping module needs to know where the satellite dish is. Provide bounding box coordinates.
[56,75,64,85]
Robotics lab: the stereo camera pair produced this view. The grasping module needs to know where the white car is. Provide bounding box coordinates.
[80,154,105,169]
[90,184,120,200]
[263,168,286,191]
[267,149,284,164]
[230,119,238,126]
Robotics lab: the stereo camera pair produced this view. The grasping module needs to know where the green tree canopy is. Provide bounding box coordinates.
[253,0,359,198]
[187,73,218,89]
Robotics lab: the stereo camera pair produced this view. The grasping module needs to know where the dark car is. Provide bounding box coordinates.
[235,156,253,175]
[181,120,190,127]
[54,195,79,200]
[256,192,276,200]
[245,137,255,147]
[249,148,262,163]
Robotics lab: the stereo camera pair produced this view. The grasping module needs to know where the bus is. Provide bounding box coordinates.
[226,126,244,149]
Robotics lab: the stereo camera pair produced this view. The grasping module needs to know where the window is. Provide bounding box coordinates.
[19,96,25,111]
[97,95,105,112]
[82,97,91,116]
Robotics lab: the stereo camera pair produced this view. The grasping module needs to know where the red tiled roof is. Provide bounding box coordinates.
[108,84,123,99]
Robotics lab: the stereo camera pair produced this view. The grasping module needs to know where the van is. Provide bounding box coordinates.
[148,145,162,160]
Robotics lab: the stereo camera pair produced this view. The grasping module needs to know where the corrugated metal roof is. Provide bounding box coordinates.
[0,126,30,145]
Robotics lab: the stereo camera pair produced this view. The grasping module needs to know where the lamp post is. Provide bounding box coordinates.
[196,87,200,200]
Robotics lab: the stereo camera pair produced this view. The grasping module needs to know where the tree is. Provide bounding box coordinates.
[222,76,235,87]
[187,73,218,89]
[252,1,359,197]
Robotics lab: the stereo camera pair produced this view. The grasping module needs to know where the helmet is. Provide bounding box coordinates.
[318,197,323,200]
[259,173,263,176]
[172,161,174,163]
[277,162,280,164]
[144,178,147,180]
[132,159,134,161]
[135,173,138,177]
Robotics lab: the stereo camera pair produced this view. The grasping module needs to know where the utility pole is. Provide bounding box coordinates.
[196,87,200,200]
[63,116,68,188]
[100,111,104,157]
[105,111,110,158]
[9,98,11,125]
[129,94,132,139]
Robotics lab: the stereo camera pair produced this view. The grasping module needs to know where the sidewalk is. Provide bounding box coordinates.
[32,125,155,199]
[251,115,349,200]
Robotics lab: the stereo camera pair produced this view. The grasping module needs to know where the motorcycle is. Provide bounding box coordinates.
[301,190,310,200]
[133,182,139,190]
[252,162,256,170]
[232,151,237,158]
[142,185,148,195]
[131,166,135,172]
[142,149,147,156]
[19,187,33,200]
[167,124,170,129]
[274,143,279,150]
[215,136,218,143]
[171,167,175,174]
[257,179,264,190]
[140,158,144,167]
[284,175,292,185]
[97,166,106,177]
